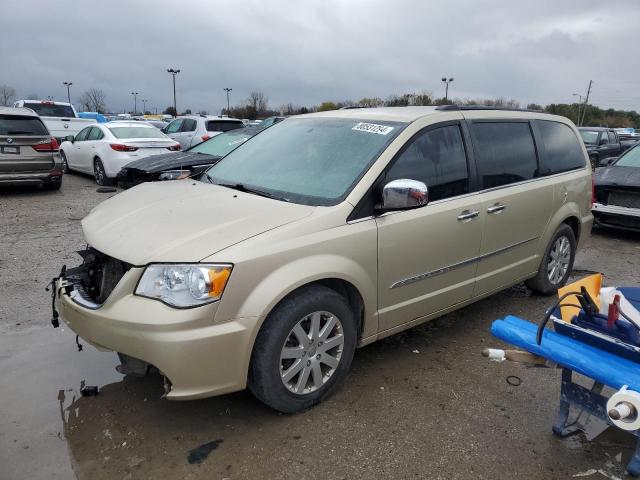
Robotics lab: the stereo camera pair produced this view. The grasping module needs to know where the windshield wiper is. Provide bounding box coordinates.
[215,181,290,202]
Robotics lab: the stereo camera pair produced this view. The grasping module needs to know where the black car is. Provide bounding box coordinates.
[117,126,263,188]
[578,127,637,167]
[593,143,640,231]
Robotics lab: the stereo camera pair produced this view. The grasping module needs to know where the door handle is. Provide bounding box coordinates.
[457,210,480,222]
[487,203,506,214]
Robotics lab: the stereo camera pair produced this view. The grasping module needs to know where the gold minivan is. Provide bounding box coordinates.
[54,106,593,412]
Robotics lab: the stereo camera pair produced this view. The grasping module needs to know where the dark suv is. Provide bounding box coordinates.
[0,106,63,190]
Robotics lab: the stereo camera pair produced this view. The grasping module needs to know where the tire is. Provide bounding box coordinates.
[589,154,599,169]
[93,158,114,186]
[248,285,357,413]
[60,150,69,174]
[525,224,576,295]
[43,181,61,191]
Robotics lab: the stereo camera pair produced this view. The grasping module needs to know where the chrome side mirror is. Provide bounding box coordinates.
[381,179,428,210]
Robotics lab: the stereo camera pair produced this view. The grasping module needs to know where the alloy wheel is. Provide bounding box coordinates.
[547,235,571,285]
[279,311,344,395]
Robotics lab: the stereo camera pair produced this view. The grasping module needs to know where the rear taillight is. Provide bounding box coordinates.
[110,144,138,152]
[33,138,59,152]
[591,175,596,208]
[201,135,210,142]
[166,144,181,151]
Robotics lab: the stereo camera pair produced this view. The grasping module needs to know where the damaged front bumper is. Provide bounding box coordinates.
[51,256,258,400]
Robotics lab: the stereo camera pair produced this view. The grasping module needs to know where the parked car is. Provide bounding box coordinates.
[593,143,640,231]
[162,115,244,149]
[59,122,180,185]
[578,127,637,167]
[12,100,95,143]
[0,106,63,190]
[117,125,264,188]
[54,106,592,413]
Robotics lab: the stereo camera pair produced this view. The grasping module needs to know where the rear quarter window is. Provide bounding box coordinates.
[470,121,538,189]
[537,121,586,175]
[0,115,48,135]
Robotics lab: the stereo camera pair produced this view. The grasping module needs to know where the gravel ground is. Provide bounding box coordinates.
[1,173,640,480]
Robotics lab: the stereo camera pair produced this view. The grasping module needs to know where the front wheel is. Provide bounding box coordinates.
[248,285,357,413]
[60,151,69,174]
[525,224,576,295]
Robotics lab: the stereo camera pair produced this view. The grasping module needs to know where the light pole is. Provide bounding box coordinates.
[63,82,72,103]
[441,77,454,102]
[131,92,139,115]
[572,93,583,125]
[142,99,148,114]
[167,68,180,117]
[223,87,232,114]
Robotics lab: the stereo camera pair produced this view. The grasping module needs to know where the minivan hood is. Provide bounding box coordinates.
[82,180,315,265]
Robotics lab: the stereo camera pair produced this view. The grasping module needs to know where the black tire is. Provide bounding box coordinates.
[60,150,69,174]
[248,285,357,413]
[93,158,114,186]
[589,154,599,169]
[43,181,61,191]
[525,224,576,296]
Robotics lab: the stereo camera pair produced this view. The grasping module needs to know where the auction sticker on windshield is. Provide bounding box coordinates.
[352,122,394,135]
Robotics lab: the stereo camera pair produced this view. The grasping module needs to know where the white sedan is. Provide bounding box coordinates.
[59,122,181,185]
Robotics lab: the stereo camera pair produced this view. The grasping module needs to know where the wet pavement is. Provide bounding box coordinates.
[2,173,640,479]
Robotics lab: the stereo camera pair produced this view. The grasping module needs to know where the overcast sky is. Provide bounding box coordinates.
[2,0,639,114]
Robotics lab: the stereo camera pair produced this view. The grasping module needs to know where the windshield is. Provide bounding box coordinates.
[615,145,640,168]
[25,102,75,118]
[579,130,600,145]
[205,117,405,206]
[190,129,254,156]
[107,126,167,139]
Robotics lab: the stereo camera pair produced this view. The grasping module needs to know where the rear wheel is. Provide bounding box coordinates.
[43,181,61,191]
[248,285,357,413]
[93,158,114,186]
[525,224,576,295]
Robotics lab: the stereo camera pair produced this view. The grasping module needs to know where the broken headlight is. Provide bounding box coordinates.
[135,264,232,308]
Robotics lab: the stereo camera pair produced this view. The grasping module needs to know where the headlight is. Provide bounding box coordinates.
[159,170,190,181]
[135,264,232,308]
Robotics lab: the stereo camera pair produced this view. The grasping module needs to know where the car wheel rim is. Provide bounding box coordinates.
[95,162,103,183]
[547,235,571,285]
[279,310,344,395]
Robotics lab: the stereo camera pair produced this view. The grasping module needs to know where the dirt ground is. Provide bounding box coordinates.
[2,173,640,480]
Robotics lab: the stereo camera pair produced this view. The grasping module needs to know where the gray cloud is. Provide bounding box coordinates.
[2,0,639,113]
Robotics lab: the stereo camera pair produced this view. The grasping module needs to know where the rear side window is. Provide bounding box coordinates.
[207,120,243,132]
[181,119,197,132]
[537,121,585,174]
[24,103,75,117]
[471,122,538,189]
[0,115,48,135]
[386,124,469,201]
[87,127,104,141]
[608,131,616,144]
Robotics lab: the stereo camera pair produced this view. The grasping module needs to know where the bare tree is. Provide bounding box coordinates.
[247,92,268,114]
[78,88,107,113]
[0,85,16,106]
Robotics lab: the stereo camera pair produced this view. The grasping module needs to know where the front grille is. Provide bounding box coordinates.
[66,248,131,304]
[608,191,640,209]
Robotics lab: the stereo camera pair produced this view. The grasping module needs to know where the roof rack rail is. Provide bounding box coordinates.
[435,104,544,113]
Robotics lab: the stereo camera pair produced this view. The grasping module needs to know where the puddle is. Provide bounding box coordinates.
[0,325,122,480]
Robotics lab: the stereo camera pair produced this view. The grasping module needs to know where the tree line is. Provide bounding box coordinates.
[1,82,639,128]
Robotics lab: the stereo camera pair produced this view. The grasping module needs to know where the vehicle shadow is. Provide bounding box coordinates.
[56,284,630,480]
[592,224,640,241]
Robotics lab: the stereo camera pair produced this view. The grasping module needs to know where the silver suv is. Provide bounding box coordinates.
[54,106,592,412]
[0,106,63,190]
[163,115,244,149]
